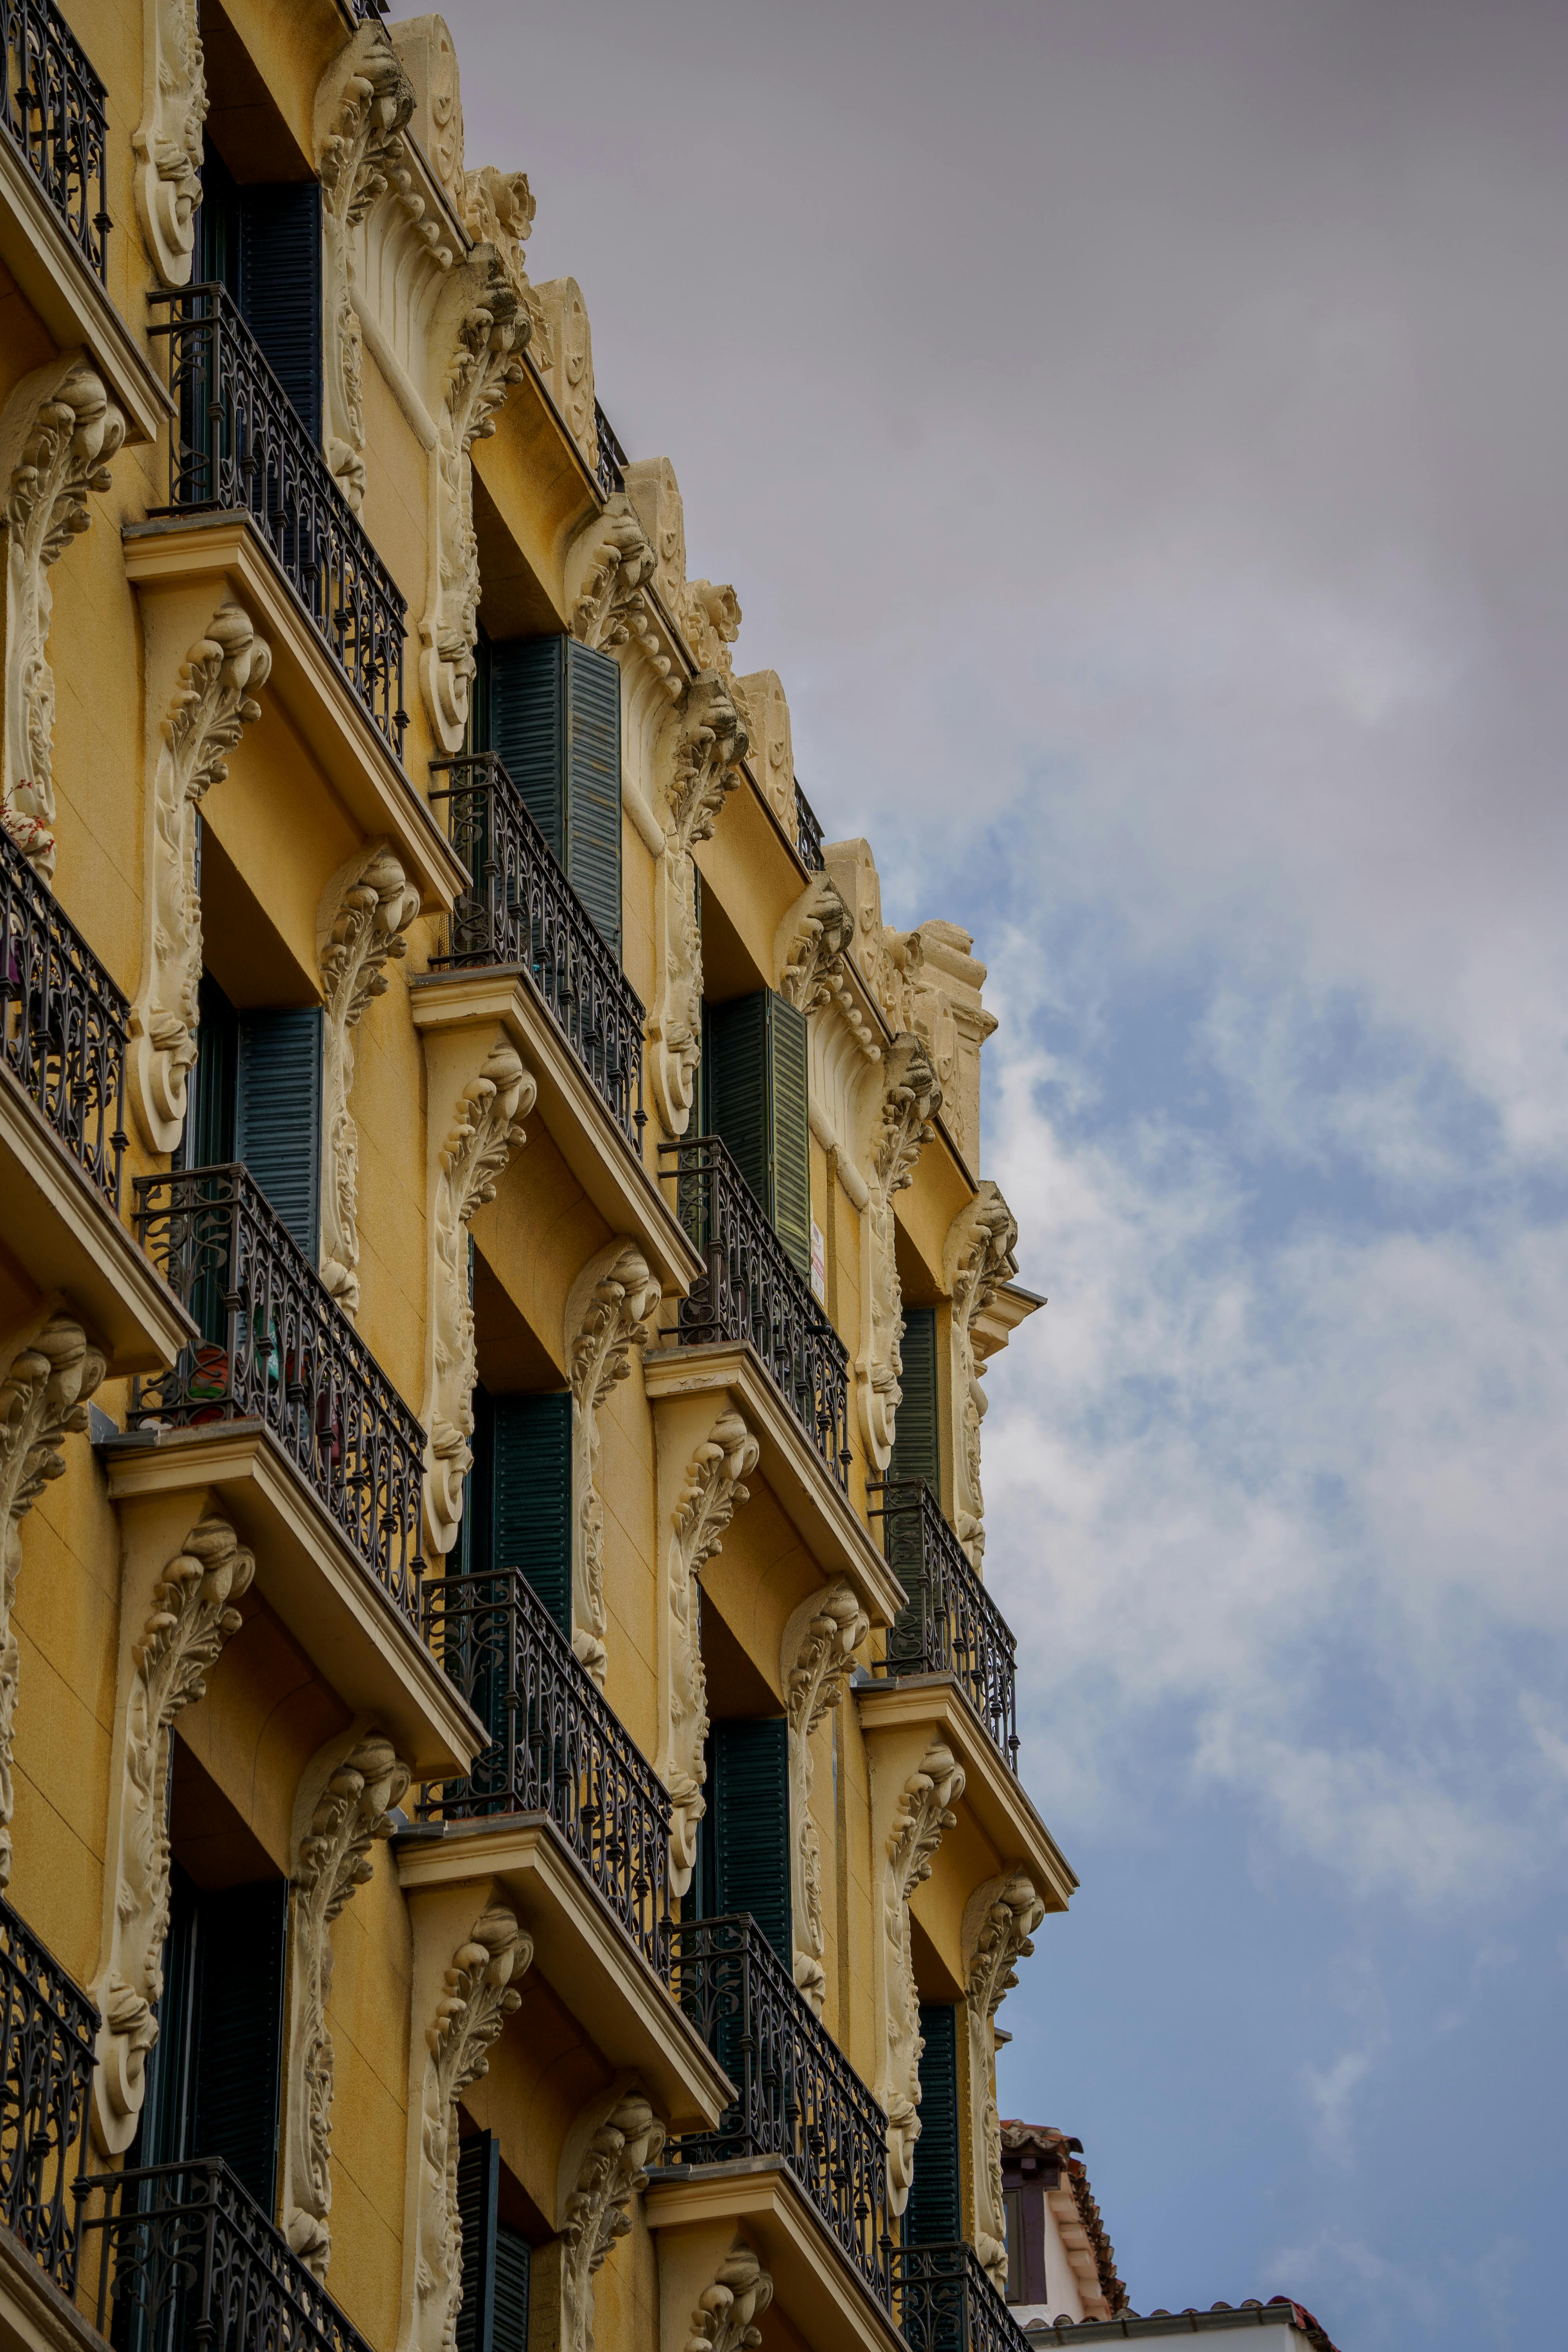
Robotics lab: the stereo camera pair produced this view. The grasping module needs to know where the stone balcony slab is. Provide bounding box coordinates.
[645,2157,906,2352]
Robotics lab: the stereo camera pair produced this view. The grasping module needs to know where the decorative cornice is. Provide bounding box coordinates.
[665,1409,757,1895]
[318,847,419,1316]
[133,0,207,287]
[566,1242,659,1686]
[882,1737,965,2212]
[783,1581,869,2015]
[561,2089,666,2352]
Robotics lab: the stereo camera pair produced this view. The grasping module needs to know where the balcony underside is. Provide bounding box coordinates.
[856,1673,1078,1911]
[395,1813,732,2134]
[642,1338,905,1630]
[0,1071,192,1374]
[645,2156,906,2352]
[0,2209,102,2352]
[99,1421,483,1779]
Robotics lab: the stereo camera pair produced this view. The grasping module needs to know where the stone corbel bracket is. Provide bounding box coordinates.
[679,2238,774,2352]
[129,599,271,1154]
[133,0,207,287]
[284,1728,411,2278]
[559,2083,666,2352]
[317,846,419,1317]
[962,1871,1045,2290]
[780,1580,869,2016]
[871,1733,965,2213]
[90,1506,254,2154]
[0,1313,104,1887]
[857,1036,942,1472]
[0,356,126,875]
[645,670,748,1136]
[565,1241,659,1688]
[420,1026,535,1560]
[315,20,419,509]
[942,1182,1020,1568]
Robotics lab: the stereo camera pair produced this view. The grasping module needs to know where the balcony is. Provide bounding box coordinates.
[2,823,125,1207]
[420,1566,671,1976]
[891,2243,1032,2352]
[794,778,827,873]
[129,1163,424,1620]
[659,1135,851,1486]
[147,285,407,757]
[76,2157,370,2352]
[0,1895,96,2296]
[666,1914,891,2305]
[593,398,628,500]
[1,0,106,282]
[869,1480,1019,1772]
[429,752,646,1147]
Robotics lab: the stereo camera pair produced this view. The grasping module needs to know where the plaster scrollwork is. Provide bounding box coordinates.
[566,1243,659,1688]
[0,359,125,875]
[648,671,748,1134]
[859,1037,942,1472]
[422,255,527,752]
[561,2089,666,2352]
[316,23,417,508]
[318,848,419,1316]
[0,1317,103,1888]
[405,1907,530,2352]
[679,580,742,679]
[566,495,659,657]
[422,1040,535,1559]
[665,1410,757,1896]
[129,603,270,1154]
[92,1515,255,2153]
[782,1581,869,2015]
[776,871,855,1019]
[132,0,206,286]
[882,1737,965,2212]
[943,1183,1020,1568]
[285,1733,411,2278]
[536,278,597,472]
[822,840,926,1036]
[684,2241,774,2352]
[964,1871,1046,2290]
[463,167,548,354]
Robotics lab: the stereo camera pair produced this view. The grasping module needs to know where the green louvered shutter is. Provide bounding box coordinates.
[711,1717,791,1965]
[236,1008,324,1262]
[187,970,240,1171]
[238,183,323,443]
[492,2227,531,2352]
[706,991,812,1280]
[489,1392,573,1637]
[491,637,566,863]
[889,1308,940,1491]
[138,1864,201,2167]
[192,1878,289,2216]
[488,637,623,958]
[905,2002,961,2245]
[456,2134,500,2352]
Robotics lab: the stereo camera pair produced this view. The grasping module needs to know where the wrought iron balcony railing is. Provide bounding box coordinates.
[429,752,646,1147]
[794,778,826,873]
[0,1894,97,2293]
[76,2157,372,2352]
[0,0,108,279]
[868,1479,1019,1771]
[129,1164,424,1621]
[891,2242,1034,2352]
[0,824,128,1205]
[593,399,627,500]
[667,1914,891,2302]
[659,1135,851,1486]
[421,1567,672,1976]
[147,285,407,755]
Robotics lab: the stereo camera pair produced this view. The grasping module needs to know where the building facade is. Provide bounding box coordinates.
[0,11,1080,2352]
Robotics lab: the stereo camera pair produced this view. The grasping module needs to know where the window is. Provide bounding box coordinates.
[197,148,323,441]
[692,1715,792,1965]
[457,2133,531,2352]
[703,989,812,1280]
[468,1384,574,1639]
[904,2002,961,2245]
[184,970,325,1262]
[888,1307,940,1489]
[489,634,623,959]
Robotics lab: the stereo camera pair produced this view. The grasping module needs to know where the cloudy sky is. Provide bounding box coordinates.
[443,4,1568,2341]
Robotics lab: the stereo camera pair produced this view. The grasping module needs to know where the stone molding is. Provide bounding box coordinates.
[566,495,660,658]
[782,1580,869,2015]
[664,1408,757,1896]
[403,1904,529,2352]
[0,357,125,875]
[963,1871,1045,2289]
[733,668,793,828]
[565,1241,659,1686]
[858,1037,942,1472]
[881,1736,965,2212]
[317,846,419,1316]
[822,839,926,1037]
[0,1315,103,1887]
[646,671,748,1135]
[133,0,206,287]
[534,277,597,472]
[128,601,270,1154]
[679,579,742,679]
[91,1513,254,2154]
[943,1183,1019,1567]
[683,2239,774,2352]
[316,22,418,509]
[284,1731,411,2278]
[775,870,856,1020]
[561,2087,666,2352]
[421,1036,535,1558]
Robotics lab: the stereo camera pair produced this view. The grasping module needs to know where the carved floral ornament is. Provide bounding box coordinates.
[665,1408,758,1896]
[134,0,207,286]
[403,1906,530,2352]
[285,1733,411,2279]
[0,358,126,875]
[0,1317,103,1890]
[318,849,420,1317]
[776,869,858,1022]
[782,1580,869,2015]
[561,2089,666,2352]
[964,1871,1046,2289]
[422,1039,535,1558]
[684,2241,773,2352]
[882,1737,965,2212]
[566,1243,659,1687]
[92,1515,255,2154]
[943,1182,1020,1568]
[860,1036,942,1471]
[129,602,271,1155]
[567,495,662,662]
[316,23,418,510]
[647,670,750,1135]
